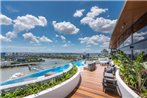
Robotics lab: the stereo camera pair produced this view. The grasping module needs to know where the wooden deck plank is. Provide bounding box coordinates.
[70,64,120,98]
[77,89,105,98]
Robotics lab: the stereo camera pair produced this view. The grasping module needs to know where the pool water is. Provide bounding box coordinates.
[72,60,85,67]
[0,60,84,86]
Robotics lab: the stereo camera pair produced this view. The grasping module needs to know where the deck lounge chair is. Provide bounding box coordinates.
[104,65,116,75]
[102,65,122,97]
[102,77,117,92]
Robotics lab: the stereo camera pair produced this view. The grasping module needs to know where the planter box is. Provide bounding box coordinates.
[116,70,141,98]
[24,68,80,98]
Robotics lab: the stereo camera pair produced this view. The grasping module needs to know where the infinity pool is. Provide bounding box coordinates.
[0,60,84,86]
[72,60,85,67]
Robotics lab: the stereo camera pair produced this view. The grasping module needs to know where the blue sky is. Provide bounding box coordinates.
[0,1,124,53]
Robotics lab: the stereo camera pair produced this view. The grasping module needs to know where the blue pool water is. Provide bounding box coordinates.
[0,60,84,86]
[72,60,85,67]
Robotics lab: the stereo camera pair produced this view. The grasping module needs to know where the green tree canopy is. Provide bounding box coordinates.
[101,49,108,53]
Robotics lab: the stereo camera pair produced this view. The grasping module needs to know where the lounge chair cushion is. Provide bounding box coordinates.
[105,67,114,73]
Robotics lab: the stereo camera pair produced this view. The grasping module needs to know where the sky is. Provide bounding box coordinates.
[0,1,124,53]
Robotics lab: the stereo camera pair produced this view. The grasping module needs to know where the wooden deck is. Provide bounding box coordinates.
[70,64,120,98]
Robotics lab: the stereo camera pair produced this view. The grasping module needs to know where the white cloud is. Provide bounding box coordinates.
[0,34,11,42]
[133,31,147,41]
[124,37,131,46]
[0,14,12,25]
[23,32,52,44]
[52,21,79,34]
[55,34,68,43]
[60,35,66,41]
[81,17,117,33]
[23,32,39,43]
[140,31,147,36]
[124,31,147,46]
[73,9,85,17]
[68,41,71,44]
[79,34,110,47]
[0,31,17,42]
[55,34,59,37]
[62,44,68,47]
[87,6,108,18]
[87,17,117,33]
[39,36,53,43]
[13,14,47,32]
[57,35,70,47]
[6,31,17,39]
[79,36,98,46]
[80,17,93,25]
[1,14,48,40]
[100,41,110,48]
[81,6,117,33]
[107,15,110,18]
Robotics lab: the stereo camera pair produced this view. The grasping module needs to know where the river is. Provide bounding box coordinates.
[0,58,71,82]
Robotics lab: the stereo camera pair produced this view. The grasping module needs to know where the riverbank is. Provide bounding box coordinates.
[0,57,76,68]
[0,62,41,68]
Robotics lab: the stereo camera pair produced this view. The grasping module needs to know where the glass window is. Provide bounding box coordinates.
[119,26,147,59]
[123,36,131,46]
[133,39,147,57]
[133,26,147,43]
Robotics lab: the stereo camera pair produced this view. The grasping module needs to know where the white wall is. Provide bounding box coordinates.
[116,70,140,98]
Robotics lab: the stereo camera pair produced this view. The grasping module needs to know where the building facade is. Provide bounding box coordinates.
[109,1,147,60]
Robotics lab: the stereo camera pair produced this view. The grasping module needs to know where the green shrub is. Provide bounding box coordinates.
[112,50,147,97]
